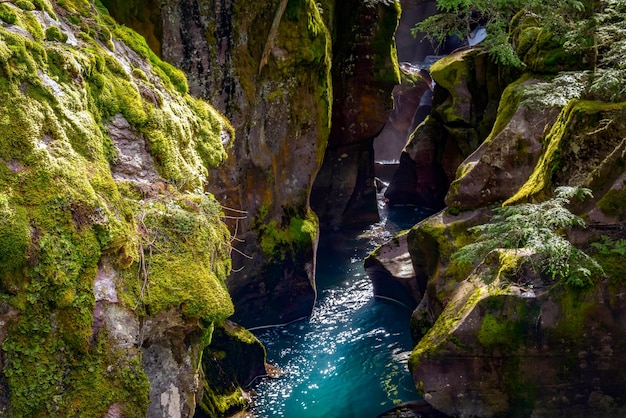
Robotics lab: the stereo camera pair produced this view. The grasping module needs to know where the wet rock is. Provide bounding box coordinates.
[311,0,401,231]
[407,63,626,416]
[377,400,449,418]
[374,81,432,163]
[365,232,423,310]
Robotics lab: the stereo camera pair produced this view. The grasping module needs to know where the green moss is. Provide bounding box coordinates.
[128,194,234,320]
[0,4,17,24]
[32,0,55,16]
[0,1,234,415]
[113,25,187,94]
[15,0,35,11]
[551,287,592,341]
[478,311,523,349]
[45,26,68,43]
[597,186,626,220]
[253,204,318,262]
[505,100,626,205]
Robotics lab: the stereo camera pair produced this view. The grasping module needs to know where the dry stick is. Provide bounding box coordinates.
[220,204,248,214]
[258,0,289,74]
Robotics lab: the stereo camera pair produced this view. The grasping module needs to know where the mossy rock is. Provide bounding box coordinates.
[45,26,68,42]
[0,1,234,415]
[197,320,266,417]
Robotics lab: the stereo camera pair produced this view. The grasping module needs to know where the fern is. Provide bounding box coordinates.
[453,187,603,287]
[413,0,597,68]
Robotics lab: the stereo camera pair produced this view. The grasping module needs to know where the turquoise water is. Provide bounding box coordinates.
[249,205,434,417]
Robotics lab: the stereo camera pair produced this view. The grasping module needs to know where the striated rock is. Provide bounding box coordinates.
[365,231,423,310]
[374,80,433,163]
[311,0,401,231]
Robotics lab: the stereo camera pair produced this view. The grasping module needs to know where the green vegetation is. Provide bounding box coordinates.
[454,186,603,286]
[414,0,597,68]
[45,26,68,42]
[591,235,626,255]
[252,204,318,262]
[128,194,234,320]
[0,0,234,415]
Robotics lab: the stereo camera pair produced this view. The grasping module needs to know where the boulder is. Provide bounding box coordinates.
[409,250,626,417]
[385,48,508,208]
[445,73,588,210]
[365,232,423,310]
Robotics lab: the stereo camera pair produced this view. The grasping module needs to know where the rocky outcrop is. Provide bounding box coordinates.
[365,231,423,310]
[385,48,508,209]
[310,0,401,231]
[0,1,237,416]
[104,0,332,328]
[445,73,586,210]
[196,320,267,417]
[401,2,626,413]
[410,252,626,418]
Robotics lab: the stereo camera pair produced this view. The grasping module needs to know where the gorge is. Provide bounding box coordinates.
[0,0,626,417]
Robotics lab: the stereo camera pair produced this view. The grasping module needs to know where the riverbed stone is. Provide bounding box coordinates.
[365,232,423,309]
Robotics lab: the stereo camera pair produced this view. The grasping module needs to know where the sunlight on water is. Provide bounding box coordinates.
[247,199,435,417]
[249,247,418,417]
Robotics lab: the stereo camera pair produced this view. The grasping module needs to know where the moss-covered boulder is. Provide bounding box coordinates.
[385,48,509,209]
[409,250,626,417]
[445,72,588,210]
[0,1,236,415]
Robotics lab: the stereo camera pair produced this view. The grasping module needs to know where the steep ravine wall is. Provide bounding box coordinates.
[370,1,626,416]
[104,0,332,328]
[0,0,258,416]
[103,0,403,328]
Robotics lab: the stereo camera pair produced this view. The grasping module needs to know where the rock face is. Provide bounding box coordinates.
[401,2,626,414]
[310,0,401,231]
[0,1,239,416]
[364,231,423,310]
[196,320,267,417]
[385,49,508,209]
[105,0,403,325]
[104,0,332,328]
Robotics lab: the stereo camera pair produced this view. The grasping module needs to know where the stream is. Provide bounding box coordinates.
[249,184,434,417]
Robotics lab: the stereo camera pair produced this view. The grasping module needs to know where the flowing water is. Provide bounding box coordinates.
[248,197,434,417]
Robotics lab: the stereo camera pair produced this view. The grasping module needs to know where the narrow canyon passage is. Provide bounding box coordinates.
[249,198,434,417]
